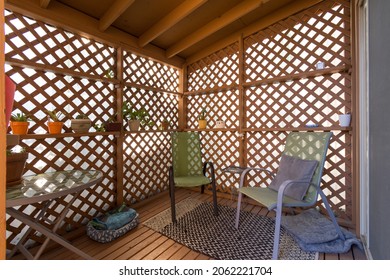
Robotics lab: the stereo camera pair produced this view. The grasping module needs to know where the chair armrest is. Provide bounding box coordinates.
[238,167,276,189]
[203,162,215,179]
[276,180,315,206]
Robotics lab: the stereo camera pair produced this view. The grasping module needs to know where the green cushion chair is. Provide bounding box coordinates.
[169,132,218,223]
[235,131,345,259]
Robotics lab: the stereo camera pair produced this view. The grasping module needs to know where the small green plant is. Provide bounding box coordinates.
[198,107,206,120]
[122,102,154,127]
[47,110,64,122]
[75,113,89,119]
[11,112,32,122]
[93,123,106,132]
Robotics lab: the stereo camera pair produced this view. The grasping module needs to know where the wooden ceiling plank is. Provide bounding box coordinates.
[40,0,51,9]
[99,0,136,32]
[166,0,264,58]
[139,0,208,48]
[186,0,324,64]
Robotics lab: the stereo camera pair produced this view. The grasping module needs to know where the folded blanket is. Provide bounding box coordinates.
[281,208,363,253]
[90,204,137,230]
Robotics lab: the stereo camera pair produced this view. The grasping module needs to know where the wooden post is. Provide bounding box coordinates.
[0,0,6,260]
[238,34,246,167]
[116,47,124,206]
[178,65,187,131]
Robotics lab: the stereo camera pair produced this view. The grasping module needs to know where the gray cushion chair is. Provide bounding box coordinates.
[235,131,345,259]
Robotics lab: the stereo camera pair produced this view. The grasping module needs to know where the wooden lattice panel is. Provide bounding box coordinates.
[245,73,351,128]
[123,51,179,93]
[198,131,241,193]
[5,65,116,134]
[187,43,239,92]
[245,131,352,220]
[244,0,350,82]
[5,10,116,78]
[6,136,117,247]
[122,132,172,204]
[123,87,179,130]
[186,90,239,129]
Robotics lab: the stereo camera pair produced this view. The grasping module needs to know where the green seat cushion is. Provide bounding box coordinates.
[239,187,304,210]
[174,176,211,187]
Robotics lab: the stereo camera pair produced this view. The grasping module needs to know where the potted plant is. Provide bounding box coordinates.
[104,115,122,132]
[6,146,28,186]
[122,102,154,131]
[71,113,91,133]
[47,110,64,134]
[338,112,351,127]
[10,112,32,135]
[160,118,170,130]
[198,107,207,129]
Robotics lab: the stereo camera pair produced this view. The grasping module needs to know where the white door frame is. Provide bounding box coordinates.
[357,0,371,258]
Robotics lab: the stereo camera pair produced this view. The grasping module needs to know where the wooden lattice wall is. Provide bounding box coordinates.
[185,0,353,223]
[4,10,179,248]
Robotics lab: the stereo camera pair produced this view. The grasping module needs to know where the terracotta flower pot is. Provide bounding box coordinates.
[6,152,28,186]
[10,121,29,135]
[47,121,64,134]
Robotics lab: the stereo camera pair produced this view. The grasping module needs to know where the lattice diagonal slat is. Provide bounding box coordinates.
[5,10,116,78]
[123,51,179,93]
[6,136,117,248]
[5,66,116,134]
[186,90,239,129]
[198,131,241,194]
[187,43,239,92]
[245,73,351,128]
[244,0,350,82]
[122,132,172,204]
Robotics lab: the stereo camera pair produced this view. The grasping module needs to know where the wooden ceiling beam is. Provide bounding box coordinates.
[40,0,51,9]
[139,0,208,48]
[99,0,136,32]
[186,0,324,64]
[166,0,264,58]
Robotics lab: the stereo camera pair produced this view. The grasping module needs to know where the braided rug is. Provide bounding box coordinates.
[144,198,317,260]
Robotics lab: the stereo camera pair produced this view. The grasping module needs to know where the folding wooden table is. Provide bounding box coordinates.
[6,170,103,260]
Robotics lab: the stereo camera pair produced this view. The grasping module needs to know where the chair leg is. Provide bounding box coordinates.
[235,192,243,229]
[318,189,345,240]
[212,179,218,216]
[272,205,283,260]
[169,167,176,224]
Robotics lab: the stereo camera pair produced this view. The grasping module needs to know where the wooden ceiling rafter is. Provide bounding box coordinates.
[166,0,265,58]
[138,0,208,48]
[40,0,51,9]
[99,0,136,32]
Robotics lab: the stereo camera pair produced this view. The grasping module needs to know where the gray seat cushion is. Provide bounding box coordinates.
[269,154,318,200]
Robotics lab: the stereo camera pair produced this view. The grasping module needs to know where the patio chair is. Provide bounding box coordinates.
[235,131,345,259]
[169,131,218,223]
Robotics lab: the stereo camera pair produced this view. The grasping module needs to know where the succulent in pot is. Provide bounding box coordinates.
[46,110,64,134]
[10,112,32,135]
[71,113,91,133]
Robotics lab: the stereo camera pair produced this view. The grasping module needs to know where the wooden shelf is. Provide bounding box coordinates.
[17,131,120,140]
[242,126,352,132]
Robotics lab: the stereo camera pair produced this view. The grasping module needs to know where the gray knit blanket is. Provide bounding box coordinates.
[281,209,363,253]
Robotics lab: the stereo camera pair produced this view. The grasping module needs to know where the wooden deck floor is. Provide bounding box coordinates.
[33,189,367,260]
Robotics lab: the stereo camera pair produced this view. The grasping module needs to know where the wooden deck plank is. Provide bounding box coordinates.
[26,188,366,261]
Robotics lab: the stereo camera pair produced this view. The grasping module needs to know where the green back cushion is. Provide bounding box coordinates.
[172,132,203,177]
